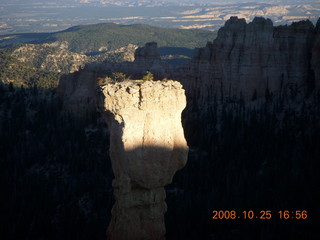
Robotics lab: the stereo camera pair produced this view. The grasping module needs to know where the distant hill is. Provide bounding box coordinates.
[0,23,216,87]
[1,23,217,55]
[42,23,217,54]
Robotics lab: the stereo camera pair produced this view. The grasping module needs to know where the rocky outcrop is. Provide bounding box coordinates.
[57,68,98,118]
[134,42,161,66]
[169,16,320,146]
[129,42,167,78]
[184,16,318,102]
[57,42,169,118]
[98,80,188,240]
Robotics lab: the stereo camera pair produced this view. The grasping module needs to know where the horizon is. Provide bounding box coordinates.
[0,0,319,34]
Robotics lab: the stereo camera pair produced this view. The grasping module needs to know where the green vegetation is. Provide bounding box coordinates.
[98,71,155,85]
[166,92,320,239]
[45,23,217,54]
[112,72,128,82]
[0,84,318,239]
[0,49,62,89]
[142,71,154,82]
[0,22,217,87]
[0,86,112,240]
[96,72,133,86]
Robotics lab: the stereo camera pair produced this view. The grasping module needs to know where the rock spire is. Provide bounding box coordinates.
[98,80,189,240]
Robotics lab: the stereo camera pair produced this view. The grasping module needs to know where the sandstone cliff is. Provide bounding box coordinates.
[183,16,319,103]
[98,80,188,240]
[57,17,320,121]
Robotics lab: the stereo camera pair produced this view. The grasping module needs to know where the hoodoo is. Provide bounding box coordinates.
[98,80,189,240]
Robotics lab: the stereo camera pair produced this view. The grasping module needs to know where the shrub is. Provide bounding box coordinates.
[142,71,154,82]
[112,72,127,82]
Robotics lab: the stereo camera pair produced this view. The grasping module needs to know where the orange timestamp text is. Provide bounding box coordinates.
[212,210,308,220]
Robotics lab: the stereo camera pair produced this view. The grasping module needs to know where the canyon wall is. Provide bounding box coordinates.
[57,17,320,120]
[98,80,188,240]
[169,17,320,146]
[180,16,319,105]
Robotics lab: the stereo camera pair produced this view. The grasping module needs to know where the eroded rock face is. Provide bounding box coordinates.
[57,68,98,118]
[99,80,188,240]
[132,42,167,78]
[187,16,317,102]
[169,16,320,146]
[57,17,320,122]
[134,42,161,66]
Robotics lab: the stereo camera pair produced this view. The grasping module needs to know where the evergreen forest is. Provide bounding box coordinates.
[0,82,319,239]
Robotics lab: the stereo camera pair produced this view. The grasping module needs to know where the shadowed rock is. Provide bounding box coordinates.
[187,16,317,102]
[312,18,320,90]
[134,42,161,66]
[98,80,189,240]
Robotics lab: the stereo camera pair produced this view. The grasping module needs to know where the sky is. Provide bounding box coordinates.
[0,0,314,4]
[0,0,299,3]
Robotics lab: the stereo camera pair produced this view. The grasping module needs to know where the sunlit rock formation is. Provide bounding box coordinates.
[184,16,318,103]
[98,80,188,240]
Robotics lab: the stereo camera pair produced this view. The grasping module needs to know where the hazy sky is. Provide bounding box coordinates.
[1,0,316,5]
[0,0,308,3]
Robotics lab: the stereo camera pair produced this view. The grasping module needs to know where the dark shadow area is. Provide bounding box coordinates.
[0,83,319,239]
[161,57,191,67]
[167,88,320,240]
[0,84,114,240]
[86,51,108,56]
[159,46,194,66]
[158,47,194,58]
